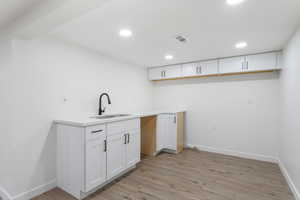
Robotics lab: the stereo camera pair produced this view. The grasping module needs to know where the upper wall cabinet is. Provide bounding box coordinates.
[245,52,278,72]
[148,51,282,81]
[149,65,182,80]
[182,60,218,77]
[148,67,164,80]
[219,56,245,74]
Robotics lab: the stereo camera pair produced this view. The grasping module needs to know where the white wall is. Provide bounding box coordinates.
[280,26,300,198]
[153,73,281,161]
[0,35,152,198]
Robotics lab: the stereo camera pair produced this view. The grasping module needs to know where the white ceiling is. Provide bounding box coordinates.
[7,0,300,67]
[0,0,41,29]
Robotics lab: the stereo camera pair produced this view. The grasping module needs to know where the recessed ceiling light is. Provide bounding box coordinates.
[235,41,247,49]
[119,29,132,38]
[165,54,174,60]
[226,0,245,6]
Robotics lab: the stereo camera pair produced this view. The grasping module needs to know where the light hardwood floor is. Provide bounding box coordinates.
[34,149,295,200]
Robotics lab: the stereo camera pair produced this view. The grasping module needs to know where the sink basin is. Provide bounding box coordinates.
[91,114,131,119]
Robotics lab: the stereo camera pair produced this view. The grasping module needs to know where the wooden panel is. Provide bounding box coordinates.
[140,116,156,156]
[176,112,184,153]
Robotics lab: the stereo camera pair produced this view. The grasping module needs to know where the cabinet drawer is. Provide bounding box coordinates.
[107,119,140,135]
[86,124,106,141]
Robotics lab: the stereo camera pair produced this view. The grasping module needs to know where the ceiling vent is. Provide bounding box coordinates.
[175,35,187,43]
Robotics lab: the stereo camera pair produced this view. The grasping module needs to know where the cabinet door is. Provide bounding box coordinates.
[246,52,278,71]
[165,114,177,151]
[164,65,182,79]
[107,133,126,179]
[148,67,164,80]
[126,130,141,167]
[85,134,106,192]
[182,63,198,77]
[156,115,167,152]
[199,60,219,75]
[277,51,283,69]
[182,61,218,77]
[219,56,245,74]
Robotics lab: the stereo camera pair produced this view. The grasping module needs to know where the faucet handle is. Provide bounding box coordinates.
[102,107,106,113]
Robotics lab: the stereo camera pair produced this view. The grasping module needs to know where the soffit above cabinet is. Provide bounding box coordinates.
[49,0,300,67]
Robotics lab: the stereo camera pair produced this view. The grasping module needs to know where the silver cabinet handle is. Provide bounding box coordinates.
[242,61,249,70]
[196,66,202,74]
[161,70,166,78]
[91,130,103,134]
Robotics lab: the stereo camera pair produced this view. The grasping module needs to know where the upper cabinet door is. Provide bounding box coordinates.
[199,60,219,75]
[245,52,278,72]
[164,65,182,79]
[277,51,283,69]
[182,63,198,77]
[148,65,182,80]
[219,56,245,74]
[125,130,141,168]
[182,60,218,77]
[148,67,164,80]
[85,134,107,192]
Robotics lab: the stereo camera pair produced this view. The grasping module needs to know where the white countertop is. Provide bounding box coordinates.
[54,109,186,127]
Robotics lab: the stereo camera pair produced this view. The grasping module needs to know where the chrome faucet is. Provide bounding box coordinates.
[98,93,111,115]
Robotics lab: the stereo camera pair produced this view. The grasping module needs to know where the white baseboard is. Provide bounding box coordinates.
[186,144,278,163]
[11,179,56,200]
[0,187,12,200]
[278,160,300,200]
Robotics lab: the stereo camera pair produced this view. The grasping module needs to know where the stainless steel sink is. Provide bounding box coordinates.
[91,114,131,119]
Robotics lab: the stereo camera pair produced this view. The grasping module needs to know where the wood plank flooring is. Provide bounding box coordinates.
[33,149,295,200]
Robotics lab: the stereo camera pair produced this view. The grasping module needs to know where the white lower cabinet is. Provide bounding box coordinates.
[57,118,141,199]
[156,114,177,152]
[126,130,141,167]
[85,135,107,192]
[106,133,127,179]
